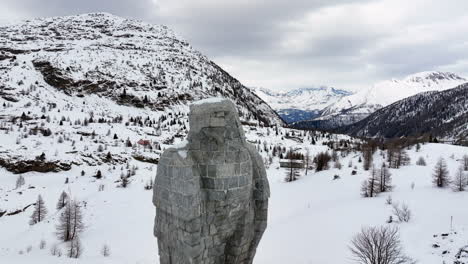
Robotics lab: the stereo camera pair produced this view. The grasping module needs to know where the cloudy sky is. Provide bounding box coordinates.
[1,0,468,91]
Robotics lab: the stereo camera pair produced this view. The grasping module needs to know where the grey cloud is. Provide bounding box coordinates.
[152,0,372,57]
[2,0,155,20]
[2,0,468,90]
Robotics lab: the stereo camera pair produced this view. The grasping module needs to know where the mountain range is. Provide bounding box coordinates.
[0,12,466,142]
[340,83,468,143]
[251,86,351,123]
[291,71,467,131]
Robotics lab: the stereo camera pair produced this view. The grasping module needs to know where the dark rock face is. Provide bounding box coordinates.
[153,98,269,264]
[0,157,72,174]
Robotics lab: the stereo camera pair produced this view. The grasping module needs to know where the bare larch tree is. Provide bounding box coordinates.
[432,157,450,188]
[56,200,85,242]
[379,163,392,192]
[452,166,467,192]
[30,194,47,225]
[56,191,69,210]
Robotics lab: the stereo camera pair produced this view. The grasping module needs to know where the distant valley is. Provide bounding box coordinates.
[251,86,352,123]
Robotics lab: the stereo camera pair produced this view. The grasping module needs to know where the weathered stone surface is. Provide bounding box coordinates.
[153,98,269,264]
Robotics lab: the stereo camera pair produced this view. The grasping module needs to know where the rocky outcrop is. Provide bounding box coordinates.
[153,98,269,264]
[0,156,72,174]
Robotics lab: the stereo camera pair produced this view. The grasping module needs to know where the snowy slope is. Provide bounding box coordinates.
[293,71,467,130]
[1,125,468,264]
[251,87,352,123]
[0,13,283,127]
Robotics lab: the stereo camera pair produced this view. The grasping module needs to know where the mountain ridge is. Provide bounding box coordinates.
[0,12,284,127]
[292,71,467,130]
[339,83,468,142]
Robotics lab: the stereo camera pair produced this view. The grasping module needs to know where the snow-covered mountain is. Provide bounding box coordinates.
[341,83,468,141]
[251,86,352,123]
[292,71,467,130]
[2,13,468,264]
[0,12,283,127]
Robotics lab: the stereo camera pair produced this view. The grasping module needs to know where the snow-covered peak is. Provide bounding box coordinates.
[322,71,468,116]
[404,71,466,83]
[251,86,352,112]
[0,13,283,126]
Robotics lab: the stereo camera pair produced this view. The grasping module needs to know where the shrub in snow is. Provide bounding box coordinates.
[314,151,331,171]
[101,244,111,257]
[334,160,342,170]
[392,203,411,223]
[50,243,59,256]
[416,157,426,166]
[39,239,46,249]
[349,226,414,264]
[386,196,392,205]
[67,237,83,258]
[15,175,25,189]
[97,144,104,152]
[144,178,154,190]
[121,174,130,187]
[94,170,102,179]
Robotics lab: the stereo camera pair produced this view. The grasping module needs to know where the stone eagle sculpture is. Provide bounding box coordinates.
[153,98,270,264]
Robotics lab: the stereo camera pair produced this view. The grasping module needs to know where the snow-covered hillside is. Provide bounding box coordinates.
[1,118,468,264]
[0,13,283,127]
[293,71,467,130]
[251,87,351,123]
